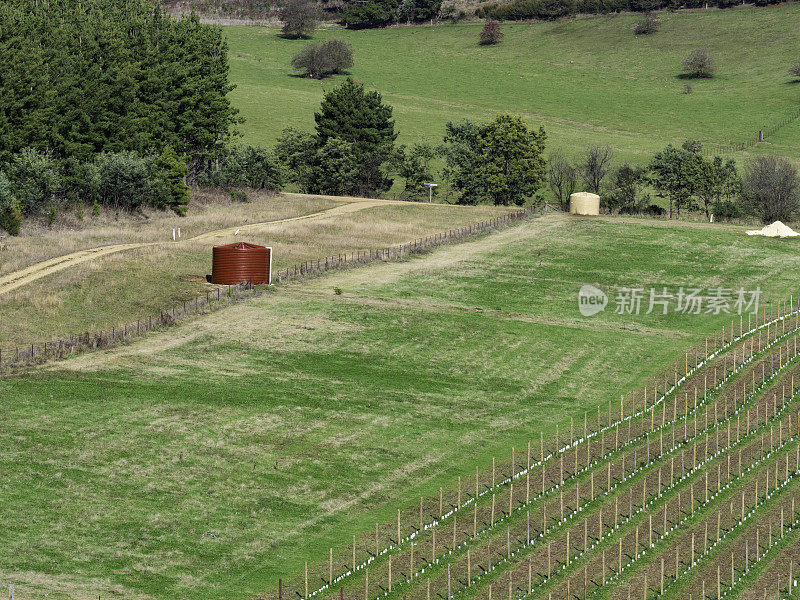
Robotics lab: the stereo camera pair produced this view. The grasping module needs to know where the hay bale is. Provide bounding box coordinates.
[569,192,600,216]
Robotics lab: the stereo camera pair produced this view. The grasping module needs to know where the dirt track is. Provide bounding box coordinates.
[0,196,404,297]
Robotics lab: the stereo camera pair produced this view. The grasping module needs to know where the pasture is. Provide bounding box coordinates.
[3,214,800,599]
[225,5,800,166]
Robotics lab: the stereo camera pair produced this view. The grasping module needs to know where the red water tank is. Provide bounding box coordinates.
[211,242,272,285]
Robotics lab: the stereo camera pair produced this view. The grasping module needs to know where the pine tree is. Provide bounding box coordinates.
[314,79,397,196]
[156,146,191,216]
[0,0,239,178]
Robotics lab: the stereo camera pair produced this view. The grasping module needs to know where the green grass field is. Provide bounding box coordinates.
[3,214,800,600]
[226,5,800,167]
[4,8,800,599]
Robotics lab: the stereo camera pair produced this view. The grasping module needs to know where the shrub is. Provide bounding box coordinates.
[479,19,504,45]
[203,146,284,191]
[683,84,693,94]
[0,172,22,235]
[0,202,23,235]
[632,13,660,34]
[741,155,800,224]
[629,0,661,10]
[399,0,443,21]
[279,0,321,38]
[534,0,574,19]
[681,139,703,154]
[7,148,61,215]
[61,157,100,206]
[341,0,399,28]
[644,204,666,216]
[478,0,538,21]
[291,39,354,78]
[682,47,716,78]
[438,2,466,21]
[711,199,742,220]
[94,151,152,212]
[790,60,800,80]
[230,189,250,203]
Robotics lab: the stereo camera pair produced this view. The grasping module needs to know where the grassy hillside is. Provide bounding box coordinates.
[226,6,800,166]
[3,215,800,600]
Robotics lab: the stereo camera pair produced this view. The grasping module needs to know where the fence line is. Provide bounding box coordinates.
[272,208,532,283]
[0,207,533,372]
[701,106,800,156]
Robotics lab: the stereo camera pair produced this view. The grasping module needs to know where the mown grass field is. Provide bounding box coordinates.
[3,214,800,600]
[225,5,800,168]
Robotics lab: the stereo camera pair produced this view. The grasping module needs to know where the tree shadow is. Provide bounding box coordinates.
[277,32,314,40]
[287,71,351,80]
[675,73,715,80]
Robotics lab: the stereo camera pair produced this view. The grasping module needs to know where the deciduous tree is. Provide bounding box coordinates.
[548,149,577,210]
[741,155,800,224]
[280,0,321,38]
[682,47,716,78]
[291,39,354,78]
[579,144,613,195]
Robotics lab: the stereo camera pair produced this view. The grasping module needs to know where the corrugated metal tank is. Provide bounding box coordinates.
[211,242,271,285]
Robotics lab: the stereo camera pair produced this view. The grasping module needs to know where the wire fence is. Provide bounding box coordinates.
[0,207,533,372]
[272,208,532,283]
[701,106,800,156]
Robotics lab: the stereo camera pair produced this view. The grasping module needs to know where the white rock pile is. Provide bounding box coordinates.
[746,221,800,238]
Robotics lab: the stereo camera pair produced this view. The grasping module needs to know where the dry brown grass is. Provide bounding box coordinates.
[0,190,339,276]
[0,198,514,349]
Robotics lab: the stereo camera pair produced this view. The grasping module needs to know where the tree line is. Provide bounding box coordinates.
[476,0,780,23]
[269,78,800,225]
[548,141,800,224]
[0,0,244,233]
[276,0,783,31]
[271,79,549,205]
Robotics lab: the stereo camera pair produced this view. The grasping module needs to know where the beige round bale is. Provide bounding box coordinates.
[569,192,600,216]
